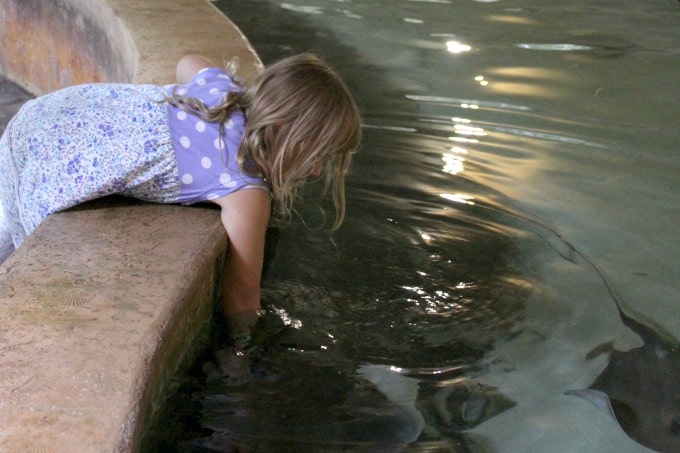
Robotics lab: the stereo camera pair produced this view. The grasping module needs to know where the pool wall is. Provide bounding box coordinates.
[0,0,260,451]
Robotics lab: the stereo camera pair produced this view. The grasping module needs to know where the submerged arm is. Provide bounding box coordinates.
[213,189,271,337]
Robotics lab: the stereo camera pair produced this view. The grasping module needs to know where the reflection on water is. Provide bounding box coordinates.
[148,0,680,451]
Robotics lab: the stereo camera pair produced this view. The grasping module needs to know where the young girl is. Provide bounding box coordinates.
[0,53,361,340]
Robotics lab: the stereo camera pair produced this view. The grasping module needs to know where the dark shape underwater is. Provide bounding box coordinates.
[569,311,680,452]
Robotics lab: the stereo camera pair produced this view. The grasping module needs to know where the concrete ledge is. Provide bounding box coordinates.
[1,201,226,451]
[0,0,261,451]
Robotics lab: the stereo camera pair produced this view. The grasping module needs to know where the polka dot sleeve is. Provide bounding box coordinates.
[166,68,266,204]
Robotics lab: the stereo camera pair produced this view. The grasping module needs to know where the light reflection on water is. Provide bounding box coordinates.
[149,0,680,451]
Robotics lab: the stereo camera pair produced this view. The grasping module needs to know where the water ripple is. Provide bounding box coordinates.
[517,43,594,51]
[489,125,608,149]
[406,94,532,112]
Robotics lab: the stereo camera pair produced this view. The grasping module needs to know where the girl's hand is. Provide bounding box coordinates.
[226,309,259,351]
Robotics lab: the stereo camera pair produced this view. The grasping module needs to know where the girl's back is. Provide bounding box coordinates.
[1,83,179,242]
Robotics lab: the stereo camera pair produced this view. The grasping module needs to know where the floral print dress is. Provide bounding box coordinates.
[0,83,179,246]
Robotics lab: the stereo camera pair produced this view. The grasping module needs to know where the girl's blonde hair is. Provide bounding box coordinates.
[166,54,361,230]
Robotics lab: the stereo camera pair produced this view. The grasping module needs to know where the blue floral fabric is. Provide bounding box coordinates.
[0,83,179,246]
[165,68,265,204]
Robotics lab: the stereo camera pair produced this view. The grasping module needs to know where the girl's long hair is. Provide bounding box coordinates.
[166,54,361,230]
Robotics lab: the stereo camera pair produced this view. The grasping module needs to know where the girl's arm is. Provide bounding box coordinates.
[213,188,271,321]
[176,54,215,84]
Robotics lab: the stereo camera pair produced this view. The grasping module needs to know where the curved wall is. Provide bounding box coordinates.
[0,1,260,451]
[0,0,136,94]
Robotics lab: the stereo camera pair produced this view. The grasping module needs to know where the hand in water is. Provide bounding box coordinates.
[212,310,259,383]
[213,345,251,385]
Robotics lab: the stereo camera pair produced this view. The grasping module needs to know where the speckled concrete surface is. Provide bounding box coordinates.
[0,201,226,452]
[0,0,260,451]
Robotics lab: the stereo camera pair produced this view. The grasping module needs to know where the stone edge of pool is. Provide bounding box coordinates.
[0,0,260,451]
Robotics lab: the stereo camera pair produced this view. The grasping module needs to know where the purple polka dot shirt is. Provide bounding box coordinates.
[166,68,265,204]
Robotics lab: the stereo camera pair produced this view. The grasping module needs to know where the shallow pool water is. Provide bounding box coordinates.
[1,2,676,451]
[152,0,677,450]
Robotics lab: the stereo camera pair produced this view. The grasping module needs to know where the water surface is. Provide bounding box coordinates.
[146,0,679,450]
